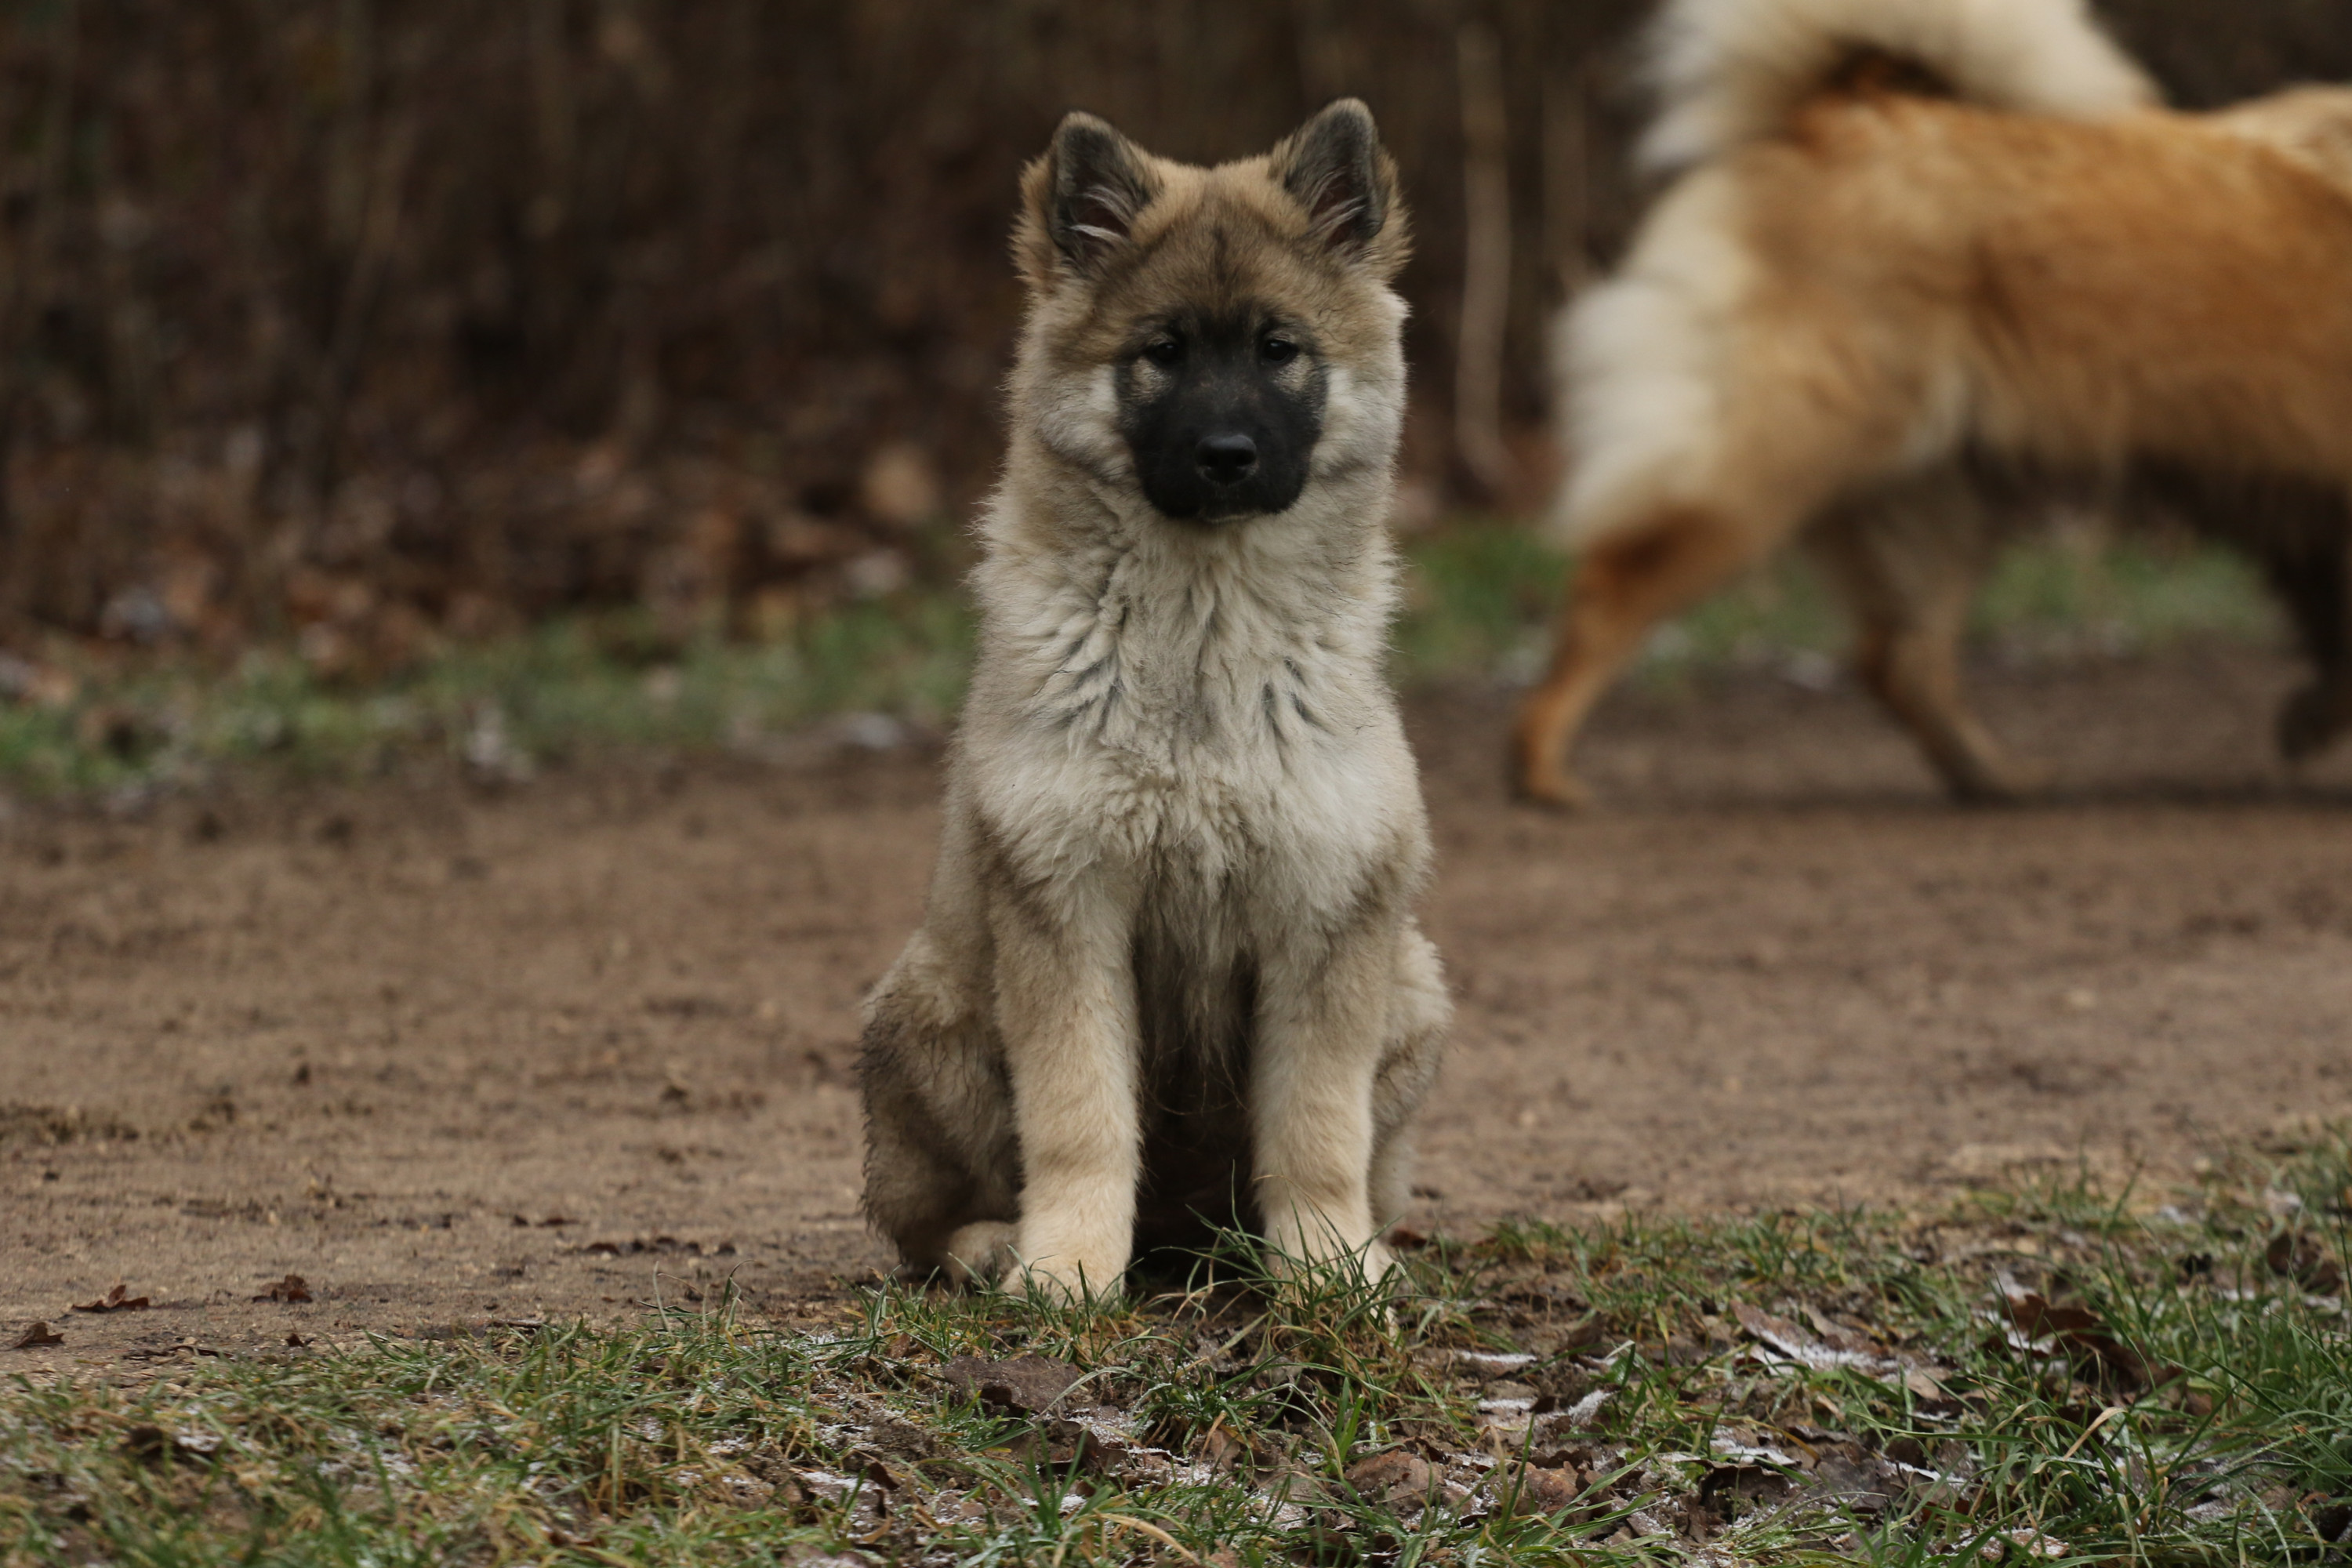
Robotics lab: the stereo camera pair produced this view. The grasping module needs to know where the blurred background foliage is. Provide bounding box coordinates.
[0,0,2339,718]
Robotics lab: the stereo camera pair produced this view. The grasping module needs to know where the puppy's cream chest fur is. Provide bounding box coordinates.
[965,503,1421,913]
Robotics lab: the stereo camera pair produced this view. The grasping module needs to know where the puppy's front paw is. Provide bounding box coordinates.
[1011,1254,1123,1305]
[938,1221,1020,1288]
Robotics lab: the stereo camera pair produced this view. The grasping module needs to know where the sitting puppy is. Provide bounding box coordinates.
[858,100,1450,1298]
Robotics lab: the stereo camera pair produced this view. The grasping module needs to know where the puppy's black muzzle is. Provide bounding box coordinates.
[1196,432,1259,487]
[1119,316,1325,524]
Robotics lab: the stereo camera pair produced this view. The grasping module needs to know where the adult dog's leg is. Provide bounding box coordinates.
[2266,528,2352,764]
[1512,506,1776,808]
[991,877,1144,1300]
[1811,481,2049,802]
[1250,916,1413,1278]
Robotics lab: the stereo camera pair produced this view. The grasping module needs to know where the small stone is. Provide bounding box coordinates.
[1496,1464,1581,1515]
[938,1353,1083,1415]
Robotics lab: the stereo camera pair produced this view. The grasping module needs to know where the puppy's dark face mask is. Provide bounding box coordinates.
[1014,100,1409,524]
[1116,312,1326,524]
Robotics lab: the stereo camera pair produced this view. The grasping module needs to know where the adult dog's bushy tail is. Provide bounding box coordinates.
[1640,0,2158,171]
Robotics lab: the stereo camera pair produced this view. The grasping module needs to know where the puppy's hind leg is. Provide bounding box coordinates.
[858,935,1021,1285]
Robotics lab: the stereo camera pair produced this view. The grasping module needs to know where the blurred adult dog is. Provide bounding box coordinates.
[1515,0,2352,808]
[858,101,1450,1297]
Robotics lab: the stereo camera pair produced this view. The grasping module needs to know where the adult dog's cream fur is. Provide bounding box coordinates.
[859,101,1449,1297]
[1517,0,2352,808]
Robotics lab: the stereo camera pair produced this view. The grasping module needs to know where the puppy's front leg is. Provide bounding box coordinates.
[991,877,1142,1299]
[1250,918,1399,1279]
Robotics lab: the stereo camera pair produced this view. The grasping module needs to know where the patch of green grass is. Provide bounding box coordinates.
[1392,522,1570,683]
[0,597,976,799]
[0,524,2281,799]
[1617,532,2277,690]
[1973,534,2278,660]
[1391,521,2278,696]
[7,1137,2348,1564]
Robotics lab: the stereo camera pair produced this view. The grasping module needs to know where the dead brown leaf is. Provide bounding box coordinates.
[253,1273,312,1303]
[10,1321,64,1349]
[579,1236,733,1257]
[1998,1278,2177,1391]
[1196,1421,1254,1472]
[73,1283,151,1314]
[1345,1447,1434,1504]
[1734,1304,1900,1374]
[1904,1367,1951,1403]
[2266,1232,2345,1294]
[1495,1463,1582,1516]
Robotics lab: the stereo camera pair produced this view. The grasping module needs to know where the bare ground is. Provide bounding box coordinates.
[6,643,2352,1365]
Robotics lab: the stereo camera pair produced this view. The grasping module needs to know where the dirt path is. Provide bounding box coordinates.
[6,644,2351,1363]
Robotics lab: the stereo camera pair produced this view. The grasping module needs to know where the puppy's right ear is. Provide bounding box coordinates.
[1018,112,1159,285]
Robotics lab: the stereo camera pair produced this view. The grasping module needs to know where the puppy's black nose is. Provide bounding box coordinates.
[1195,433,1258,485]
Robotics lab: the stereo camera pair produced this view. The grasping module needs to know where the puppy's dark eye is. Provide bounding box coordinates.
[1260,336,1299,365]
[1142,337,1182,368]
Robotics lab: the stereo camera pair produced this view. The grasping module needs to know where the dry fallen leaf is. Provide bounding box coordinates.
[2266,1232,2345,1294]
[1196,1423,1251,1471]
[1997,1276,2176,1391]
[73,1283,151,1314]
[1345,1447,1434,1504]
[579,1235,734,1257]
[1736,1303,1901,1374]
[10,1321,64,1349]
[123,1424,220,1465]
[1495,1463,1582,1516]
[253,1274,312,1303]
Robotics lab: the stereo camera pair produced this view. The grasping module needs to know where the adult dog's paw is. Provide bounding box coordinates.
[1512,764,1594,813]
[2278,681,2352,764]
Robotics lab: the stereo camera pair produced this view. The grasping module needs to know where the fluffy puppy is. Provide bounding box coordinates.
[858,100,1450,1297]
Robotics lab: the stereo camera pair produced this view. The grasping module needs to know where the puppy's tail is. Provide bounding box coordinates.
[1639,0,2158,172]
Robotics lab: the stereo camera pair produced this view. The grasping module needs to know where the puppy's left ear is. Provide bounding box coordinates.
[1272,99,1409,274]
[1016,111,1161,288]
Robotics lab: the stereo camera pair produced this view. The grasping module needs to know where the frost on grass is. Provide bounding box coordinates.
[2,1134,2350,1564]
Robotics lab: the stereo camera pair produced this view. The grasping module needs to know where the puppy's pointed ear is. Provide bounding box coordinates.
[1272,98,1406,271]
[1017,112,1160,285]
